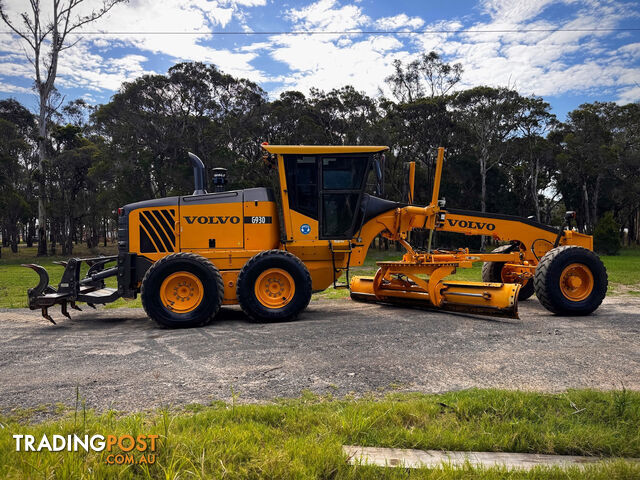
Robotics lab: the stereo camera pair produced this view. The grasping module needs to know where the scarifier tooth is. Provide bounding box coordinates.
[61,303,71,319]
[70,302,82,311]
[88,303,96,309]
[41,308,56,325]
[21,263,51,296]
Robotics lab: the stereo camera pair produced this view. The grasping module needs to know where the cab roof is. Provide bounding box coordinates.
[261,144,389,155]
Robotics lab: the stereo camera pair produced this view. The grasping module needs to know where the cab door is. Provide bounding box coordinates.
[319,154,370,239]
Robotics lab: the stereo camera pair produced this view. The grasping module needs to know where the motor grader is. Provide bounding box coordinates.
[23,145,607,327]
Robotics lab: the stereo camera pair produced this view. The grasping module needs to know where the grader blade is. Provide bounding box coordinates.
[350,276,521,319]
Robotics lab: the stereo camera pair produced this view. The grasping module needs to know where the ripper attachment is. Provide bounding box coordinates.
[22,256,121,324]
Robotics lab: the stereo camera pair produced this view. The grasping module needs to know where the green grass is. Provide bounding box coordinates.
[600,248,640,293]
[1,389,639,479]
[1,244,639,308]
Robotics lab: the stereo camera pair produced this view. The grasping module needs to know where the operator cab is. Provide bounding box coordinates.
[262,145,390,241]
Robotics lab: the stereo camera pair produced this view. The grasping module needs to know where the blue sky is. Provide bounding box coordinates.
[0,0,639,120]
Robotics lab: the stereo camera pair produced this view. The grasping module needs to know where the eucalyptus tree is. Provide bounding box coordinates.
[385,51,463,102]
[553,102,618,231]
[94,62,268,198]
[453,87,522,249]
[0,99,36,251]
[0,0,127,255]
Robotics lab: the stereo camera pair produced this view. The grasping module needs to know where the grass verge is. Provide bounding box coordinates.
[1,245,639,308]
[1,389,639,479]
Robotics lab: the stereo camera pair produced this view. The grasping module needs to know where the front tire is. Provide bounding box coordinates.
[237,250,312,322]
[141,252,224,328]
[534,246,607,315]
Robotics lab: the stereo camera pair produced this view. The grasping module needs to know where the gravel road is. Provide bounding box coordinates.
[0,296,638,413]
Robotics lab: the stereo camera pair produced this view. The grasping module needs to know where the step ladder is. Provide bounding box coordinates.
[329,241,353,289]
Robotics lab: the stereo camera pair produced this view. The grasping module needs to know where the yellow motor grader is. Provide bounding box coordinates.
[23,145,607,327]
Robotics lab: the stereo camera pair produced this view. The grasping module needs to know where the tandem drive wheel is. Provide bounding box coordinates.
[141,252,224,328]
[237,250,312,322]
[534,246,608,315]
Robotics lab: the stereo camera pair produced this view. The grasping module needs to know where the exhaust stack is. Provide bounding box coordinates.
[187,152,207,195]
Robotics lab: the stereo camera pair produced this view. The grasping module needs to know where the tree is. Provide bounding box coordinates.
[93,62,268,199]
[0,99,36,251]
[513,96,556,221]
[553,102,619,232]
[453,87,522,250]
[385,51,463,102]
[0,0,126,255]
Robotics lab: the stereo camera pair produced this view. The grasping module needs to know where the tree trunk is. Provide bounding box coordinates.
[9,223,18,253]
[49,221,56,256]
[479,151,488,251]
[582,182,591,232]
[592,174,601,227]
[36,99,47,256]
[532,157,540,222]
[26,219,34,247]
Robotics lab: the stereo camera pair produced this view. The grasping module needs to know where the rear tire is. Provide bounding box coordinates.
[141,252,223,328]
[482,244,535,300]
[237,249,312,322]
[534,246,607,315]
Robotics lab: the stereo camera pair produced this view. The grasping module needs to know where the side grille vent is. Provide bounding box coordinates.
[139,209,176,253]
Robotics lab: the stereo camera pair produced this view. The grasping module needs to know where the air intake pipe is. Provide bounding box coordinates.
[187,152,207,195]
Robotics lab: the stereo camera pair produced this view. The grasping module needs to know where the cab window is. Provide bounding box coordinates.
[322,157,369,190]
[284,155,318,220]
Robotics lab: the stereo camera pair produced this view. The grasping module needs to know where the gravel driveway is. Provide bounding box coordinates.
[0,296,638,413]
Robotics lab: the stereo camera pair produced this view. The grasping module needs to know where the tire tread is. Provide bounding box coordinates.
[237,249,312,322]
[534,245,607,315]
[141,252,224,327]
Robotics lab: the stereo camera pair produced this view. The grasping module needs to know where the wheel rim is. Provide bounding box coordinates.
[160,271,204,313]
[559,263,594,301]
[255,268,295,309]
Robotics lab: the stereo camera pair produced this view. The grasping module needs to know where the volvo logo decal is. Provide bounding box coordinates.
[184,215,241,225]
[447,219,496,231]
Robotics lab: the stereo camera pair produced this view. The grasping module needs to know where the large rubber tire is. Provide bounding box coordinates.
[482,244,535,300]
[237,249,312,322]
[141,252,224,328]
[534,246,607,315]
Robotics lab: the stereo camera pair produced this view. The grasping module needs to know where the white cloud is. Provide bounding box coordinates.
[0,0,638,110]
[429,0,640,98]
[482,0,564,24]
[0,81,30,93]
[617,42,640,59]
[0,0,269,92]
[617,85,640,104]
[268,33,405,96]
[285,0,370,31]
[375,14,424,31]
[0,61,33,77]
[56,45,155,91]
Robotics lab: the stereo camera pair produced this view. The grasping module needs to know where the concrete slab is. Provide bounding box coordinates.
[343,445,640,470]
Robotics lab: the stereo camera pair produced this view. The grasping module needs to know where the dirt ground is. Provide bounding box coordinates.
[0,296,639,414]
